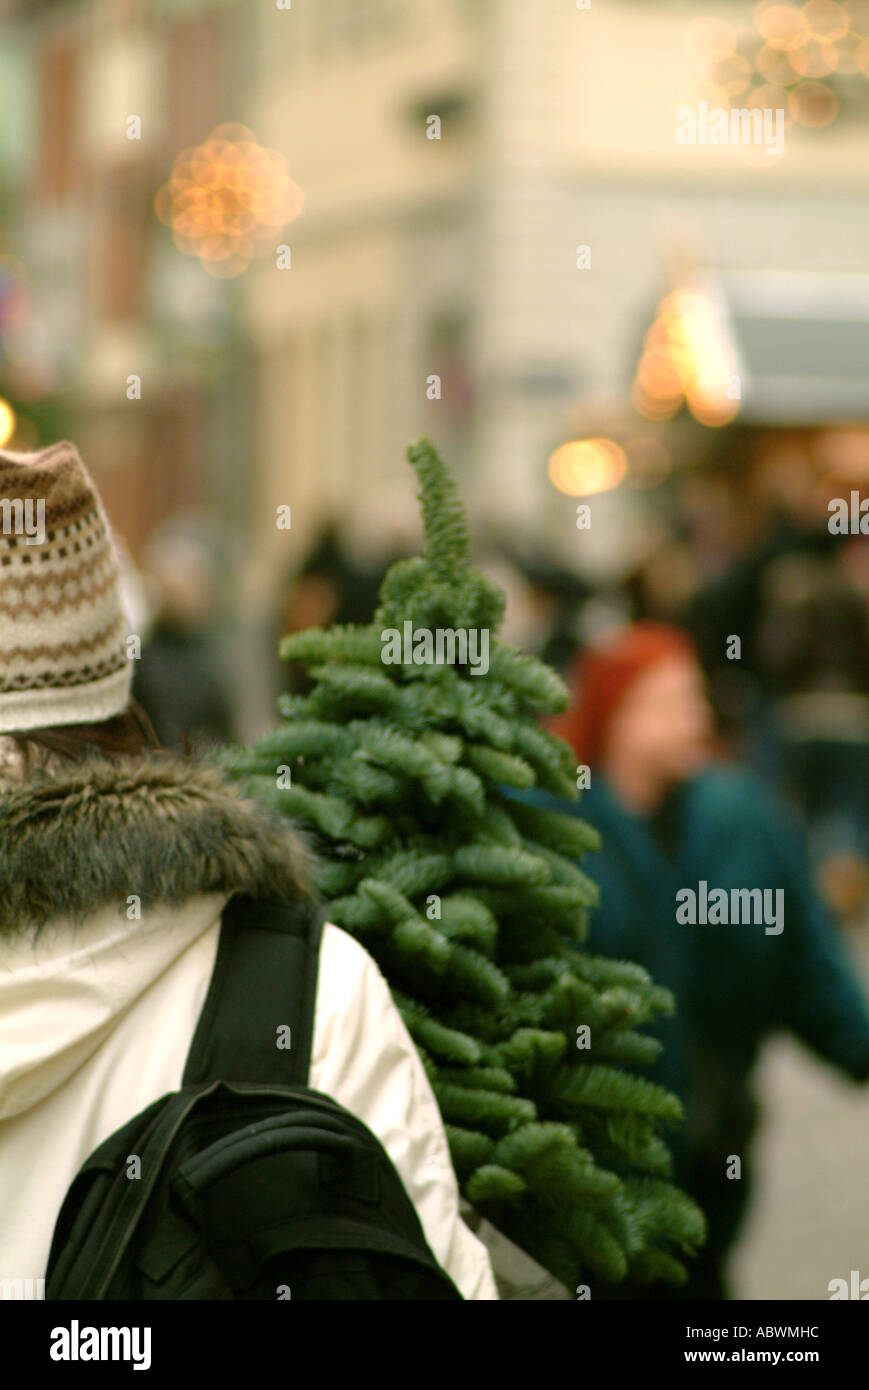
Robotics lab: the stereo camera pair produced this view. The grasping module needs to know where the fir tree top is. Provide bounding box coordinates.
[374,438,503,634]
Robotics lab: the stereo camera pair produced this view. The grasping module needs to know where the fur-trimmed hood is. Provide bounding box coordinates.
[0,749,316,936]
[0,746,501,1303]
[0,750,318,1122]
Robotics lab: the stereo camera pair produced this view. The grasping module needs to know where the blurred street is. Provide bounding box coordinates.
[2,0,869,1307]
[733,924,869,1301]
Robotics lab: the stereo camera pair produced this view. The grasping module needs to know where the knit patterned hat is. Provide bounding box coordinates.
[0,441,132,732]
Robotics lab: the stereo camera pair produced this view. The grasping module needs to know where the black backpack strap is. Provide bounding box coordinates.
[182,893,326,1089]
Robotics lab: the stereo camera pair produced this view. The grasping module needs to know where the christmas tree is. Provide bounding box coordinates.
[224,437,704,1289]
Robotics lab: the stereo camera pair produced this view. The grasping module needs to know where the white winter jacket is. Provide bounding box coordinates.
[0,750,498,1300]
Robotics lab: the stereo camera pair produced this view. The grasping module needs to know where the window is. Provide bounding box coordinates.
[166,12,221,149]
[36,40,78,201]
[98,164,148,321]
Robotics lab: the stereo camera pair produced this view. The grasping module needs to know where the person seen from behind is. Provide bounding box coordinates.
[0,441,497,1301]
[519,621,869,1299]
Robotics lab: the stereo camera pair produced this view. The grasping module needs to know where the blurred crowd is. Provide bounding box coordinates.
[130,421,869,927]
[542,424,869,928]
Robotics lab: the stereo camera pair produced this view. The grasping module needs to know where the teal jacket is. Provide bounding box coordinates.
[508,765,869,1110]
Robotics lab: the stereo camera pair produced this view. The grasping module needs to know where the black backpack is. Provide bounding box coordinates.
[44,893,463,1300]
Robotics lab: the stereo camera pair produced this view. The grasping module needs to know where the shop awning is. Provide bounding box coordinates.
[632,270,869,426]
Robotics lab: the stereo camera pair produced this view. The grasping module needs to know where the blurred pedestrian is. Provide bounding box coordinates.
[755,548,869,922]
[132,522,235,750]
[515,622,869,1298]
[274,521,396,696]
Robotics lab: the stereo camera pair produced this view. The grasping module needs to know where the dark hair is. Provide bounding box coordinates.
[7,698,164,770]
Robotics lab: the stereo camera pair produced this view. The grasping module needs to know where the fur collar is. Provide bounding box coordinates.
[0,750,316,936]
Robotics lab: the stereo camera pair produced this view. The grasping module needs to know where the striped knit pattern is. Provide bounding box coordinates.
[0,441,132,732]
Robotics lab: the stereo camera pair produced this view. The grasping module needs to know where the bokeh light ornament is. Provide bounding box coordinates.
[155,124,304,278]
[548,437,628,497]
[0,399,15,449]
[632,288,742,428]
[696,0,869,129]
